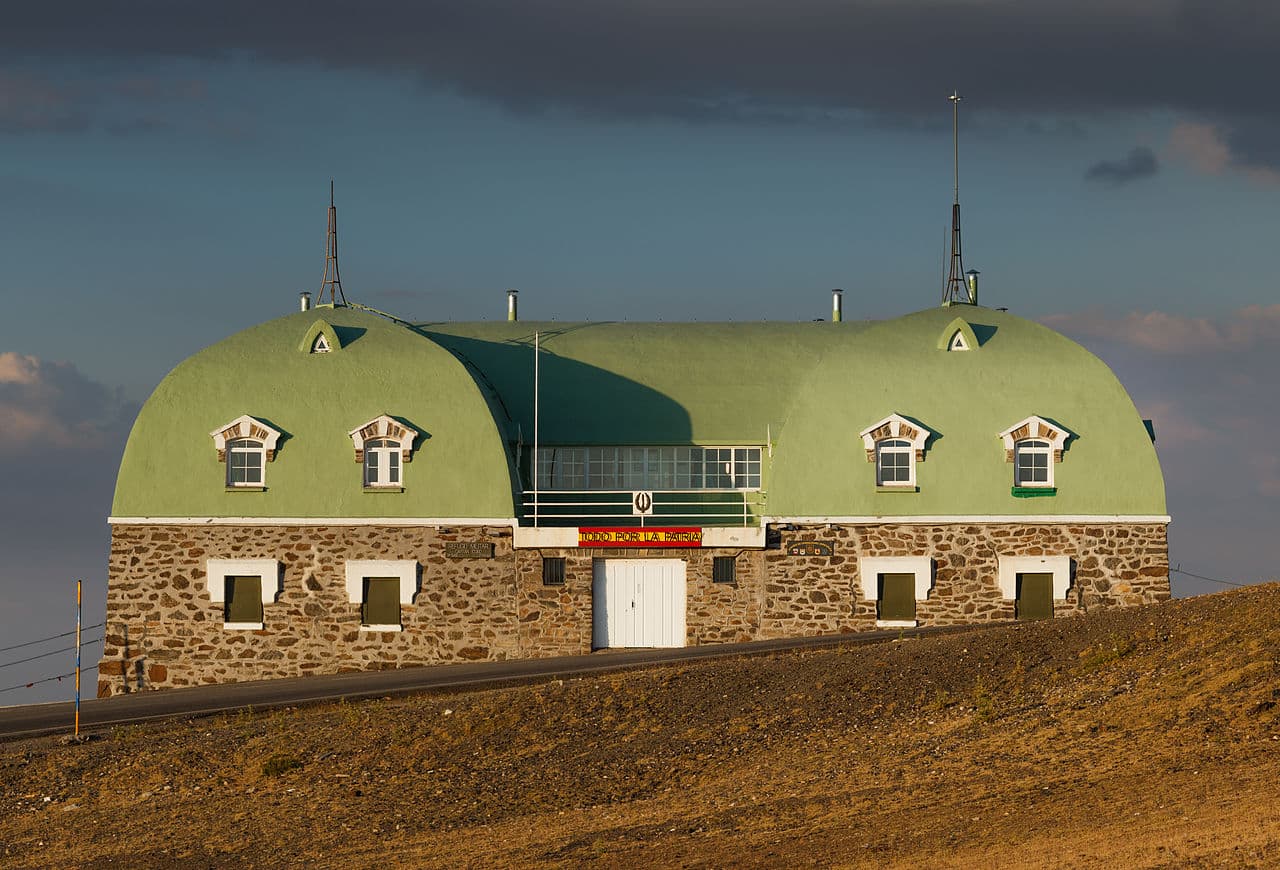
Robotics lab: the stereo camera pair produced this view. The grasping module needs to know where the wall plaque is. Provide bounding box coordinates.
[445,541,495,559]
[787,540,834,557]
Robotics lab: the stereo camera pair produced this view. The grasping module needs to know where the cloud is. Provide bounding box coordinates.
[0,70,206,137]
[1043,305,1280,355]
[4,1,1280,163]
[0,352,137,453]
[1085,146,1158,186]
[1167,121,1280,185]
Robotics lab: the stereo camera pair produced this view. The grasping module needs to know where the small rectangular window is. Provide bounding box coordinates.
[542,557,566,586]
[224,575,263,625]
[712,556,736,584]
[362,577,401,626]
[878,573,916,622]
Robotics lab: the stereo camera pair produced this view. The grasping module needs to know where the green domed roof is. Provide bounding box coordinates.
[111,307,518,519]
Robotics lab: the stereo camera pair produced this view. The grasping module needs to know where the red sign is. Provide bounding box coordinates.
[578,527,703,547]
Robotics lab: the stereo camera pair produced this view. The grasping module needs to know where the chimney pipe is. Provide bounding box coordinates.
[831,289,843,323]
[965,269,980,305]
[507,289,519,322]
[299,291,312,312]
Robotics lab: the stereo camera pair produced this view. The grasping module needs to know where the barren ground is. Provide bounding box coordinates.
[3,584,1280,869]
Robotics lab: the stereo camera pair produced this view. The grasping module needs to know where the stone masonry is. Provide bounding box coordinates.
[99,521,1168,696]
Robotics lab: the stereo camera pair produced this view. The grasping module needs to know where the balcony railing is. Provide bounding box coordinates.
[521,489,765,527]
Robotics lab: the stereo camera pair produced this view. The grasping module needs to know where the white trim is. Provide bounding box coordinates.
[858,556,934,601]
[359,624,403,633]
[700,527,765,548]
[998,416,1068,453]
[223,622,264,631]
[349,415,419,463]
[110,516,518,526]
[344,560,418,605]
[947,330,970,351]
[763,515,1171,525]
[205,559,280,603]
[876,619,918,628]
[209,415,282,455]
[859,413,931,454]
[997,555,1071,600]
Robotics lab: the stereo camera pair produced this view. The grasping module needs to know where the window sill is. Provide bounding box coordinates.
[876,486,919,493]
[225,486,266,492]
[363,487,405,494]
[223,622,264,631]
[876,619,918,628]
[360,624,403,632]
[1012,486,1057,498]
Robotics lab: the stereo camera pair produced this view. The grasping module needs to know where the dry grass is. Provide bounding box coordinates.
[3,584,1280,868]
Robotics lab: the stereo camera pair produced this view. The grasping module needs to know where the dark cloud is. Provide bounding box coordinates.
[1085,146,1159,186]
[3,3,1279,128]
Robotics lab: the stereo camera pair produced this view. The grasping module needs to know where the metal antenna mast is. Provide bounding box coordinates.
[319,180,348,306]
[942,92,975,305]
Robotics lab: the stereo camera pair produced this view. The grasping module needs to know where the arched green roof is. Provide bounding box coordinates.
[112,307,518,519]
[765,306,1166,516]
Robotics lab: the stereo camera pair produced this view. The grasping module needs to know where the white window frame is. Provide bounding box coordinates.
[1014,439,1054,488]
[858,556,934,628]
[998,416,1069,490]
[997,555,1072,602]
[363,438,403,488]
[875,438,915,487]
[210,415,282,489]
[349,415,418,490]
[226,438,267,488]
[859,414,931,489]
[344,560,418,631]
[205,558,281,630]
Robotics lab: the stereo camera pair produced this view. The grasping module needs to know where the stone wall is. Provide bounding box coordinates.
[100,521,1168,696]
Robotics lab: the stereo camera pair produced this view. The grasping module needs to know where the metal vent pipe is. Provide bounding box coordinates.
[507,289,519,322]
[832,289,843,323]
[299,291,312,312]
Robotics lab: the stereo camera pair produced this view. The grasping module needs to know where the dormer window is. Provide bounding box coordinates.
[999,416,1071,495]
[349,415,418,491]
[1014,439,1052,487]
[364,438,401,488]
[227,439,266,487]
[210,416,282,491]
[876,439,914,486]
[860,414,932,490]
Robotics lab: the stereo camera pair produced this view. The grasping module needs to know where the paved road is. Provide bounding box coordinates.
[0,623,996,741]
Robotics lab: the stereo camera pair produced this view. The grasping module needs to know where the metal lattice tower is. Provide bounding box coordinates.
[319,180,348,306]
[942,92,976,306]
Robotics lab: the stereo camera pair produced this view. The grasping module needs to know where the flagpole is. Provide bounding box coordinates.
[533,331,540,529]
[74,579,82,739]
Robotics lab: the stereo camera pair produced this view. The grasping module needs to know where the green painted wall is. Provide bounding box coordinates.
[111,307,519,518]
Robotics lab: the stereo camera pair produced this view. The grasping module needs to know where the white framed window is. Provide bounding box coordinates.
[344,560,418,631]
[363,438,402,488]
[349,415,418,491]
[226,438,266,487]
[210,416,282,490]
[858,556,933,628]
[999,416,1070,491]
[997,555,1071,617]
[859,414,931,489]
[205,558,281,630]
[535,446,763,491]
[876,439,914,487]
[1014,439,1053,487]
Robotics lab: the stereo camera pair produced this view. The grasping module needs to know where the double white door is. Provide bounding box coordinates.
[592,559,686,648]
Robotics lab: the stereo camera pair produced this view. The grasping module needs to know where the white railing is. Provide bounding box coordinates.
[520,489,764,528]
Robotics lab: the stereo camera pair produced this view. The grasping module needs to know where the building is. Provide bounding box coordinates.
[98,286,1170,696]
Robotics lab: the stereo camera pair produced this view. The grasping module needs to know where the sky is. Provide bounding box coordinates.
[3,1,1278,704]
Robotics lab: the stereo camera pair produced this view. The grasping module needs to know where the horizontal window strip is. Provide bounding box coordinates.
[536,446,762,491]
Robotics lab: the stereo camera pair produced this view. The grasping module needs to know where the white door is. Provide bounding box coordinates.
[592,559,686,649]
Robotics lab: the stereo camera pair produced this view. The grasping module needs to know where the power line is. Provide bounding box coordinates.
[0,664,99,695]
[0,637,103,670]
[1171,564,1249,588]
[0,623,105,654]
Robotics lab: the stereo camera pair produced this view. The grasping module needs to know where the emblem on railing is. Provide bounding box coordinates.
[631,491,654,516]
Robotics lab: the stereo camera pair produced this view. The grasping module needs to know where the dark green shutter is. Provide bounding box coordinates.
[225,576,263,624]
[878,573,916,622]
[1016,573,1054,621]
[362,577,401,626]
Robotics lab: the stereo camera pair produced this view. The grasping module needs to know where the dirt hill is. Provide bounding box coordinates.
[3,584,1280,868]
